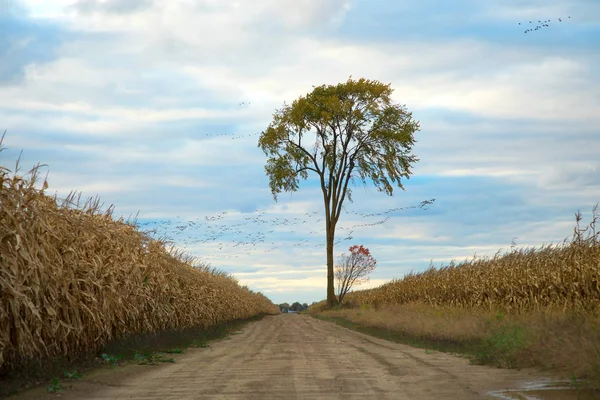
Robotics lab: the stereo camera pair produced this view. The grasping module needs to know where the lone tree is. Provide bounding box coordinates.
[258,77,421,308]
[335,245,377,304]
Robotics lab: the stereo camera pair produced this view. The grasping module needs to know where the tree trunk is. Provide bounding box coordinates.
[326,227,337,308]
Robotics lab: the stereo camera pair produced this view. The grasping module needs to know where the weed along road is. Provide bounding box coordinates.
[15,314,555,400]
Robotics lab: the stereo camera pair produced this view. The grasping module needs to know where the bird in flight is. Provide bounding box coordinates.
[521,16,571,33]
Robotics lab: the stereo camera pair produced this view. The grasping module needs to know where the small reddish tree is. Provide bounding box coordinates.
[335,245,377,304]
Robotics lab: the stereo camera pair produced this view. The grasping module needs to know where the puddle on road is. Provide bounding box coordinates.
[487,380,599,400]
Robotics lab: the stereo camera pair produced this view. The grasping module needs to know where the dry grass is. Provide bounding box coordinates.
[0,135,279,375]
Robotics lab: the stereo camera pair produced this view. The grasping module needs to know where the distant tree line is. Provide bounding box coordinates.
[278,302,309,313]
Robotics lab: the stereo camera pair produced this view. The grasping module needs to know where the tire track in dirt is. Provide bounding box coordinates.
[11,314,556,400]
[301,316,479,398]
[304,316,550,398]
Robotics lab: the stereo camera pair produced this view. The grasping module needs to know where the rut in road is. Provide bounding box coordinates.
[16,314,553,400]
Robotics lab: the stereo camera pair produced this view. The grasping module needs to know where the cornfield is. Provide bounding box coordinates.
[0,139,279,374]
[343,206,600,313]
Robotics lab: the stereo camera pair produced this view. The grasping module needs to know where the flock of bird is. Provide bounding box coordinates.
[519,16,571,33]
[133,99,438,262]
[136,199,435,262]
[202,131,262,140]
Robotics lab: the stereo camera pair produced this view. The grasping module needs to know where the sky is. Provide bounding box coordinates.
[1,0,599,305]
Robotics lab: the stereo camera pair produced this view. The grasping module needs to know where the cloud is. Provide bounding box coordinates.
[69,0,155,15]
[0,0,69,85]
[1,0,599,304]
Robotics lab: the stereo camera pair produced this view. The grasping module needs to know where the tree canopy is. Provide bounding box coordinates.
[258,77,420,207]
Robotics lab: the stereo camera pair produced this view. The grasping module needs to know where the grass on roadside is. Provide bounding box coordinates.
[310,303,600,391]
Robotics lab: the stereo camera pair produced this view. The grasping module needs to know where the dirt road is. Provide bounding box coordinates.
[13,314,558,400]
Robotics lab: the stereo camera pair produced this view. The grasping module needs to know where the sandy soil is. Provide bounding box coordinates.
[10,314,561,400]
